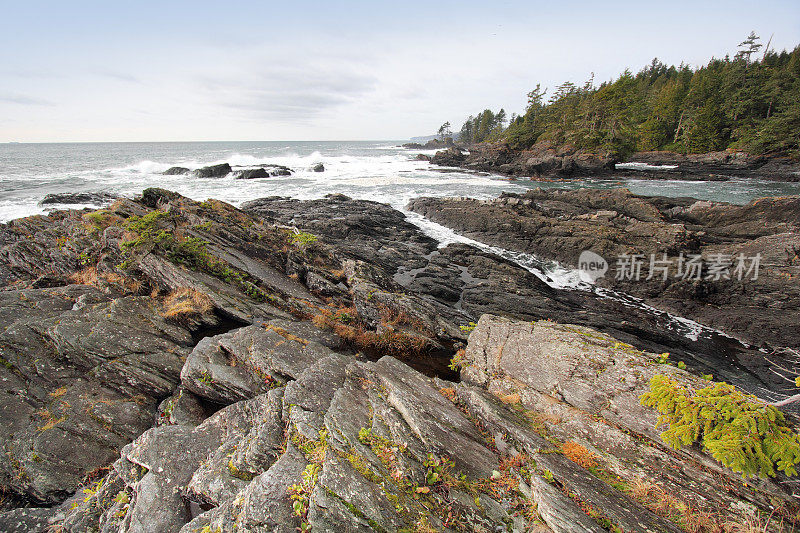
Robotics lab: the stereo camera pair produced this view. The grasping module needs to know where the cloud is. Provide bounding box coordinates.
[0,94,54,106]
[197,61,378,123]
[92,69,142,84]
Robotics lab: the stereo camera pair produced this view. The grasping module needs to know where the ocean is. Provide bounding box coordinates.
[2,140,800,225]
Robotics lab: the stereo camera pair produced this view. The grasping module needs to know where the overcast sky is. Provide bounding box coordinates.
[1,0,798,142]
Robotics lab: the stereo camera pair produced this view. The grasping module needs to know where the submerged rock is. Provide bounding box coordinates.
[312,163,325,172]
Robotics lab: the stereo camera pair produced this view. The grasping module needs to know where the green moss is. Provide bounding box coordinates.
[323,486,389,533]
[227,458,256,481]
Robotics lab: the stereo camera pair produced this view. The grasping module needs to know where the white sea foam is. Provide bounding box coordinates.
[616,162,679,170]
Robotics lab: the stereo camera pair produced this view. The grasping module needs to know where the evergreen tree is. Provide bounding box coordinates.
[480,35,800,159]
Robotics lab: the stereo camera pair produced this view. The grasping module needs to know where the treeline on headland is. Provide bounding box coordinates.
[455,33,800,159]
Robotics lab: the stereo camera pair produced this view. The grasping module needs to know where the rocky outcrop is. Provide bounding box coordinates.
[0,189,464,508]
[193,163,232,178]
[0,289,193,503]
[430,141,615,178]
[14,314,798,532]
[619,150,800,181]
[163,167,190,175]
[402,138,455,150]
[254,164,293,176]
[1,188,799,531]
[244,193,798,397]
[430,147,467,166]
[312,163,325,172]
[429,141,800,181]
[39,192,120,206]
[233,168,270,180]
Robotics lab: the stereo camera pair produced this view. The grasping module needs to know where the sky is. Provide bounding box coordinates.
[1,0,798,142]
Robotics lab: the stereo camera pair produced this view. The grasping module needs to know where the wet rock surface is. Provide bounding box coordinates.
[0,188,798,531]
[408,189,800,357]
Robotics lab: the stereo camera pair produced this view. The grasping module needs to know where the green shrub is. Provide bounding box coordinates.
[641,375,800,478]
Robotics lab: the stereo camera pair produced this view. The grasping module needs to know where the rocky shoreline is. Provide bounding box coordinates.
[0,188,798,531]
[426,142,800,182]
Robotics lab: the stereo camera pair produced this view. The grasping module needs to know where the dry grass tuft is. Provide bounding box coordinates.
[311,305,432,357]
[70,267,143,294]
[37,409,67,432]
[161,288,215,327]
[561,441,598,469]
[70,267,99,286]
[439,387,458,403]
[498,392,521,405]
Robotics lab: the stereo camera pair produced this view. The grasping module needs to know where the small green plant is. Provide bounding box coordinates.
[459,322,477,334]
[641,374,800,478]
[423,453,453,485]
[701,374,713,381]
[290,231,318,247]
[676,361,686,370]
[199,371,214,384]
[77,250,92,266]
[289,463,320,532]
[448,349,466,371]
[655,353,670,364]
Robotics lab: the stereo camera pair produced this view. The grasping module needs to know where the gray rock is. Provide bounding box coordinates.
[181,321,341,405]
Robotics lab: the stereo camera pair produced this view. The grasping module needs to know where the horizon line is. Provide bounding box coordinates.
[0,138,413,145]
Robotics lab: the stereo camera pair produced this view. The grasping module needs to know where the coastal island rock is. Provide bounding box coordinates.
[39,192,120,206]
[428,140,800,181]
[193,163,232,178]
[162,167,190,175]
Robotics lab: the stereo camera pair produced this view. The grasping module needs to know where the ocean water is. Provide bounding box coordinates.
[3,141,800,225]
